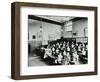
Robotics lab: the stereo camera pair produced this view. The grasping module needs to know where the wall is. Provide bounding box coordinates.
[0,0,100,82]
[29,20,61,42]
[72,19,88,42]
[29,19,61,46]
[28,19,41,41]
[72,19,88,37]
[63,19,88,43]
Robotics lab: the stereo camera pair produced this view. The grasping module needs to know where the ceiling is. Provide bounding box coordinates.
[28,15,75,25]
[28,15,87,26]
[37,15,75,22]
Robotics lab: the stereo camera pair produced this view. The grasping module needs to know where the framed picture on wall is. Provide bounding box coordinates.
[11,2,98,80]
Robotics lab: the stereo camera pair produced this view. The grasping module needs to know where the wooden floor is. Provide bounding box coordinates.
[28,54,48,66]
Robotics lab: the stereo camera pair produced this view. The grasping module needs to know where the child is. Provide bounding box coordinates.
[57,52,63,65]
[72,48,79,64]
[63,50,70,65]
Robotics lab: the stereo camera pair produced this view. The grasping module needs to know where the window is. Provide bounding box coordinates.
[65,21,72,31]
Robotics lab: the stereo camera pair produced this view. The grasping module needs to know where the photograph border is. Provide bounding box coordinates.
[11,2,98,80]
